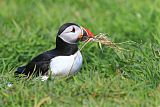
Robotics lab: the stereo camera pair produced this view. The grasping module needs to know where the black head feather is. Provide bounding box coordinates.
[57,23,80,36]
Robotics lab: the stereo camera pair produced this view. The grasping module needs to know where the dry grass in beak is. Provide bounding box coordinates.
[92,33,127,52]
[80,33,131,52]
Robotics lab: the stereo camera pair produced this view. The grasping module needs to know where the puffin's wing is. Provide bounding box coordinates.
[15,66,25,74]
[15,49,58,76]
[23,60,50,76]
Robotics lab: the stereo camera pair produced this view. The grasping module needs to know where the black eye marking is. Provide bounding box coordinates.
[71,27,75,32]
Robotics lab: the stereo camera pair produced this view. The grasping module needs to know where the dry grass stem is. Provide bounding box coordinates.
[91,33,131,52]
[79,33,131,52]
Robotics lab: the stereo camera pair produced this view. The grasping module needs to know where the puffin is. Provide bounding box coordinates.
[15,23,94,77]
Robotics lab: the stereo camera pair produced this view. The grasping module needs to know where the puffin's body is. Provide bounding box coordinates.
[50,50,82,76]
[15,23,94,77]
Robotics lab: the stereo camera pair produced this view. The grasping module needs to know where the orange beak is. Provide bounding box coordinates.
[79,27,94,41]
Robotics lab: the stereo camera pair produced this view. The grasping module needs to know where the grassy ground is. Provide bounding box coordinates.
[0,0,160,107]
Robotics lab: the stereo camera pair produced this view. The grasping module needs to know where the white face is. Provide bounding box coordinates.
[58,25,82,44]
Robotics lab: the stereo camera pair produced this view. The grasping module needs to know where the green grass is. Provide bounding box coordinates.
[0,0,160,106]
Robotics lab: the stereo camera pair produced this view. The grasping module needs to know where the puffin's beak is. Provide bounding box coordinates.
[79,27,94,42]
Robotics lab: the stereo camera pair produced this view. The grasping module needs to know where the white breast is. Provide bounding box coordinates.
[49,50,83,76]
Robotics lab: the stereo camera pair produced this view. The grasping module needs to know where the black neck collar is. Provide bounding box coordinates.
[55,37,78,55]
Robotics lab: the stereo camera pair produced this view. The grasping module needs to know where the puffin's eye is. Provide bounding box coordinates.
[71,27,75,32]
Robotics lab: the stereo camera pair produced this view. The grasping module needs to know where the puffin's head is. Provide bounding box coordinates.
[57,23,94,44]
